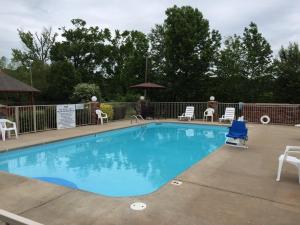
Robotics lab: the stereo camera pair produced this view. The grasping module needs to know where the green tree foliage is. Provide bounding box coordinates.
[214,35,248,101]
[6,6,300,104]
[9,27,57,102]
[50,19,110,82]
[103,30,149,100]
[215,23,274,102]
[12,27,57,66]
[51,19,149,101]
[242,22,274,102]
[0,56,18,70]
[30,61,50,93]
[148,25,166,83]
[149,5,221,101]
[46,60,77,102]
[242,22,273,80]
[0,56,7,69]
[274,43,300,103]
[71,83,101,103]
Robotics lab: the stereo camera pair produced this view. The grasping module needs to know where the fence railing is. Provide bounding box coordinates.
[150,102,300,125]
[0,103,92,134]
[0,102,299,135]
[242,103,300,125]
[150,102,208,119]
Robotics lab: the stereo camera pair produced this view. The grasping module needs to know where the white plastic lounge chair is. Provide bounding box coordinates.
[95,109,108,125]
[0,119,18,141]
[178,106,195,121]
[203,108,214,122]
[219,107,235,123]
[276,146,300,184]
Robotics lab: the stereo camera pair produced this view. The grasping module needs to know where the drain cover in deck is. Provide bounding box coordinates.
[130,202,147,211]
[171,180,182,186]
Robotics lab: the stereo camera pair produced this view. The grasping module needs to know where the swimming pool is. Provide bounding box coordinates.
[0,123,227,197]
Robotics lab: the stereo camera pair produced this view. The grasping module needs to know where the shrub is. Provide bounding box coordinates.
[36,110,47,131]
[100,103,113,120]
[19,109,56,133]
[114,93,140,102]
[125,105,137,118]
[112,104,127,120]
[18,110,34,133]
[71,83,101,103]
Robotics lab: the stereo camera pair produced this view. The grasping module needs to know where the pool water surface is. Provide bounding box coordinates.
[0,123,227,196]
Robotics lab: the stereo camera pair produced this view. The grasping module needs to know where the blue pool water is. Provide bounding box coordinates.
[0,123,227,197]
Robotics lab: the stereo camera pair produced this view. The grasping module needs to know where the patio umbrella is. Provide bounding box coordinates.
[130,82,165,97]
[130,57,165,97]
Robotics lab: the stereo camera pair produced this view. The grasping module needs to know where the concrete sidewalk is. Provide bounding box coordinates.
[0,121,300,225]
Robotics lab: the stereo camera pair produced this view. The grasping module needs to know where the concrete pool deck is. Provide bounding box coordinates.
[0,120,300,225]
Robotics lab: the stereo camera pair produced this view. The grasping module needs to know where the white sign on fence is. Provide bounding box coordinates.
[75,103,85,110]
[56,104,76,129]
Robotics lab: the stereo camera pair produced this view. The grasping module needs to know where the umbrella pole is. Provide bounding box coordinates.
[144,57,148,98]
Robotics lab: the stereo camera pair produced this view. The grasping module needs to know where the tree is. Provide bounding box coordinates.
[217,35,244,79]
[215,35,248,101]
[0,56,7,69]
[12,27,57,66]
[148,24,166,82]
[50,19,110,83]
[242,22,273,80]
[149,5,221,101]
[215,23,274,102]
[274,43,300,103]
[30,61,50,95]
[50,19,149,100]
[46,60,77,102]
[242,22,274,102]
[102,30,149,100]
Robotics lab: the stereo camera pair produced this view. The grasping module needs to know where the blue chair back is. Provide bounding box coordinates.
[229,120,247,135]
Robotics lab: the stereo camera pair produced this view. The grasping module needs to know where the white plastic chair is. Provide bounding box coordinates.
[178,106,195,121]
[203,108,214,122]
[276,146,300,184]
[219,107,235,123]
[95,109,108,125]
[0,119,18,141]
[238,116,244,121]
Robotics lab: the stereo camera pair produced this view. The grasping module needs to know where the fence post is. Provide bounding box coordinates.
[15,106,20,133]
[207,100,218,121]
[90,101,100,125]
[33,105,37,132]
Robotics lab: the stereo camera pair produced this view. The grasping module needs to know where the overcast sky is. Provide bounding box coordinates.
[0,0,299,59]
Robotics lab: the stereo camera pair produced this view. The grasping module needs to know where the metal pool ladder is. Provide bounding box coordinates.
[131,115,145,124]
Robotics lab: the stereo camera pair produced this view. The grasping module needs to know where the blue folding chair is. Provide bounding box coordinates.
[225,120,248,148]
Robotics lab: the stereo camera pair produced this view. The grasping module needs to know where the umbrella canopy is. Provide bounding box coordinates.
[130,82,165,89]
